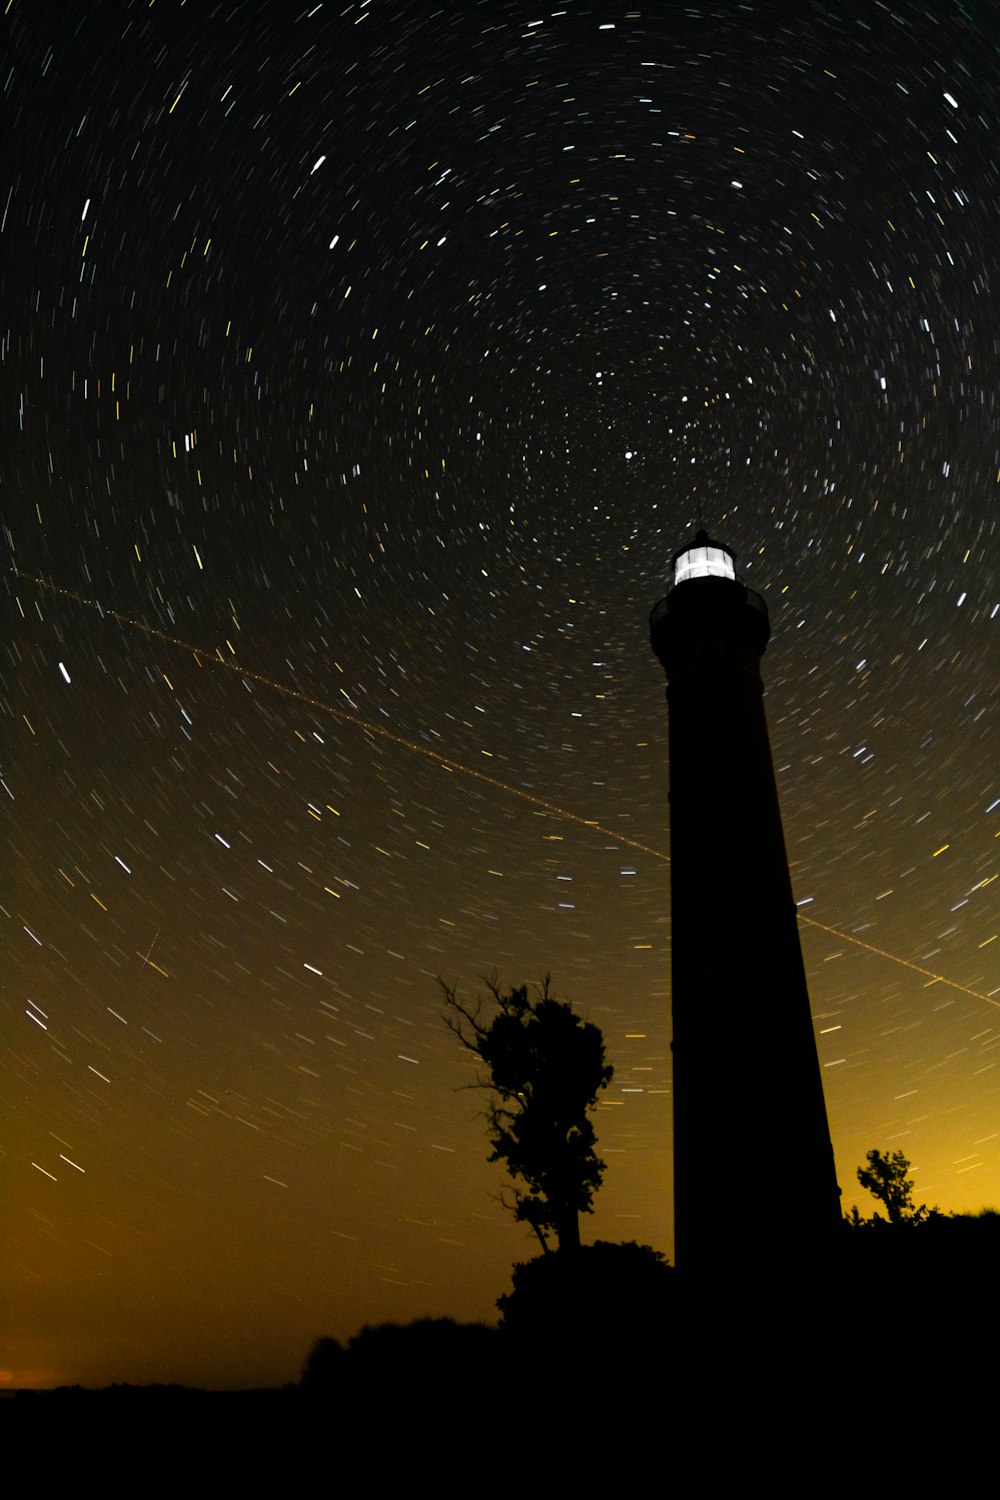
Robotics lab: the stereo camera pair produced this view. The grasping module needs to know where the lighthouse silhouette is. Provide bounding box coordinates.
[650,531,842,1275]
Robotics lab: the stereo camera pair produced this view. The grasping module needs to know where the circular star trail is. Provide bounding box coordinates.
[3,2,1000,1389]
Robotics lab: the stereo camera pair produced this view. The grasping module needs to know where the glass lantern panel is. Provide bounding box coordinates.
[674,544,735,585]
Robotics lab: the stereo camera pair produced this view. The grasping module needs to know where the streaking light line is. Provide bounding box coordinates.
[21,573,659,857]
[21,572,999,1009]
[798,916,1000,1009]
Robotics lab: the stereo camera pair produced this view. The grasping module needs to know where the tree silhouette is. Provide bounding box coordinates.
[497,1240,673,1348]
[856,1148,929,1225]
[440,973,613,1252]
[300,1336,346,1390]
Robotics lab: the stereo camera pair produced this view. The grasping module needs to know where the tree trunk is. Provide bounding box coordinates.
[555,1209,581,1253]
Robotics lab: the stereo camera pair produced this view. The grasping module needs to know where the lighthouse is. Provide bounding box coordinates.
[650,532,841,1275]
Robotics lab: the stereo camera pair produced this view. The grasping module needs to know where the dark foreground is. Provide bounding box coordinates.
[9,1227,998,1476]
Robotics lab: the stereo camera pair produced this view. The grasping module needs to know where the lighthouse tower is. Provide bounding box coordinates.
[650,531,841,1275]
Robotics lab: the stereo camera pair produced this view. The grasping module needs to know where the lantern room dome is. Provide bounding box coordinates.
[672,529,736,586]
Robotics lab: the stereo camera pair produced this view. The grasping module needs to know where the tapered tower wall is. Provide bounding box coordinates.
[651,545,842,1274]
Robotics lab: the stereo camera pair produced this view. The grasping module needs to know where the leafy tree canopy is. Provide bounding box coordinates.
[498,1240,672,1347]
[854,1148,935,1226]
[441,973,613,1252]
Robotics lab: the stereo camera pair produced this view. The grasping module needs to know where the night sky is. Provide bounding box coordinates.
[5,1,1000,1391]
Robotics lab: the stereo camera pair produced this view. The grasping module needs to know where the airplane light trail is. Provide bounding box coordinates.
[19,571,998,1010]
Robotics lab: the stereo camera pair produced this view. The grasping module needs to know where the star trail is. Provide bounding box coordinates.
[4,2,1000,1390]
